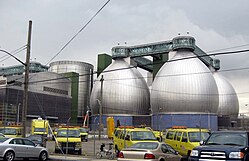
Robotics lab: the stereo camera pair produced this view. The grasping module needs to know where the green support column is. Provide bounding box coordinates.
[153,53,168,79]
[97,53,112,77]
[63,72,79,125]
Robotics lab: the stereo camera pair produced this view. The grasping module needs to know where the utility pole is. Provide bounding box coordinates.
[22,20,32,137]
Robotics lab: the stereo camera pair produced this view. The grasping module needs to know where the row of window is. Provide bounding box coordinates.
[43,86,68,95]
[166,131,210,143]
[166,131,188,142]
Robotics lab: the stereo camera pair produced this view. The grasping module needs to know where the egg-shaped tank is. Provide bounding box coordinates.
[90,58,150,115]
[213,72,239,117]
[151,49,219,114]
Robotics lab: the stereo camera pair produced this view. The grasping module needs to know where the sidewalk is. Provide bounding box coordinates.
[49,154,116,161]
[48,136,114,161]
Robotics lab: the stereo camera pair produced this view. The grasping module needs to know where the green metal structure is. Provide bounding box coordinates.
[63,72,79,124]
[97,36,220,78]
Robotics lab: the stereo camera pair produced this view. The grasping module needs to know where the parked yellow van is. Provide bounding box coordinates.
[113,126,158,151]
[165,126,210,159]
[0,125,22,138]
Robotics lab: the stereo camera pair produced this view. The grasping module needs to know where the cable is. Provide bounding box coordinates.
[207,43,249,53]
[46,0,111,65]
[0,45,27,62]
[3,44,249,87]
[22,48,249,85]
[36,0,112,119]
[208,49,249,57]
[11,0,112,111]
[3,47,249,97]
[0,46,27,65]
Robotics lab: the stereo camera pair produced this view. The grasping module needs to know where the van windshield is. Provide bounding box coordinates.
[57,130,79,137]
[0,128,17,135]
[34,128,46,132]
[79,128,89,133]
[131,131,157,141]
[188,132,210,142]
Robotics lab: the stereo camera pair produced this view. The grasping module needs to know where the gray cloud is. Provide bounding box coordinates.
[0,0,249,113]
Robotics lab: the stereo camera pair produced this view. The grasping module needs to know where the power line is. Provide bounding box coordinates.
[208,49,249,57]
[3,47,249,98]
[0,45,27,62]
[0,45,27,65]
[46,0,111,65]
[207,43,249,53]
[22,48,249,85]
[4,43,249,86]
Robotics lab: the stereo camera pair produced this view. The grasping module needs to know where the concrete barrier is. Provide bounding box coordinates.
[46,141,55,153]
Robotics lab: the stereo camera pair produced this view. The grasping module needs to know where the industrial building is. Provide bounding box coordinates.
[0,61,94,127]
[0,72,71,127]
[90,35,239,131]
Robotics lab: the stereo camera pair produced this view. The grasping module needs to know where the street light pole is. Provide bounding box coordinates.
[0,21,32,137]
[66,117,71,155]
[22,20,32,137]
[97,99,102,140]
[97,75,104,140]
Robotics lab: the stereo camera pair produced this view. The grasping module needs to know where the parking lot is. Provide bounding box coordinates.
[48,136,115,158]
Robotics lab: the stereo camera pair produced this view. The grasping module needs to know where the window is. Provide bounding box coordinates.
[120,131,125,139]
[10,139,23,145]
[161,144,168,153]
[43,86,68,95]
[0,138,8,143]
[23,139,35,146]
[126,131,131,140]
[176,132,182,141]
[57,129,79,137]
[174,132,178,140]
[166,131,175,140]
[206,132,247,146]
[188,132,210,142]
[114,130,121,138]
[130,142,158,150]
[182,132,188,142]
[162,143,176,154]
[130,131,156,141]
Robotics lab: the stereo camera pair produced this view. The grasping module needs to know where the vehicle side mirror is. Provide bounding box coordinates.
[125,135,130,140]
[175,151,179,155]
[200,140,205,145]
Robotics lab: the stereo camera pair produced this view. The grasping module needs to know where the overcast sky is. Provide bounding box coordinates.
[1,0,249,114]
